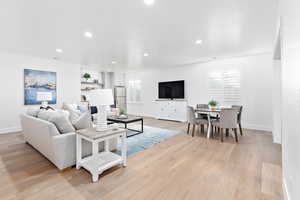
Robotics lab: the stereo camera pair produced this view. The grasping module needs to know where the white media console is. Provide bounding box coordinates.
[155,99,187,122]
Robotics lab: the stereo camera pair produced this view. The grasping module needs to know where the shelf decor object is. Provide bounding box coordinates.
[88,89,114,131]
[83,73,91,82]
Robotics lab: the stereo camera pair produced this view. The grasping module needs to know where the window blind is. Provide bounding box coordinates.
[128,80,142,102]
[208,71,241,105]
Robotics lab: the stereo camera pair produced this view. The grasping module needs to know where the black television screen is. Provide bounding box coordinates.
[158,80,185,99]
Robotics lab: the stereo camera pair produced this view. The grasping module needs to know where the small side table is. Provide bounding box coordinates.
[76,127,127,183]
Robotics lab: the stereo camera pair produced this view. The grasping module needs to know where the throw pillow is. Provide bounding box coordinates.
[48,111,75,134]
[78,105,89,113]
[63,102,82,123]
[73,111,92,130]
[63,102,78,111]
[68,109,81,124]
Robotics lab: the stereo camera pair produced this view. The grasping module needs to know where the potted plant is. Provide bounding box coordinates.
[83,73,91,82]
[119,109,128,119]
[208,100,218,110]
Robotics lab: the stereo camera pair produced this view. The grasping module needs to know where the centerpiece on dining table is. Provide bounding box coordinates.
[208,100,218,110]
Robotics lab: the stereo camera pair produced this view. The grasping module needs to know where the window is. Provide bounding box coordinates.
[208,71,241,105]
[128,80,141,103]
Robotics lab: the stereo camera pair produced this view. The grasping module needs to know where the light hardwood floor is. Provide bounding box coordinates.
[0,117,282,200]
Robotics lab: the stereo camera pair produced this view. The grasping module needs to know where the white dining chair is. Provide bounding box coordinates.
[232,105,243,136]
[211,108,239,142]
[187,106,208,137]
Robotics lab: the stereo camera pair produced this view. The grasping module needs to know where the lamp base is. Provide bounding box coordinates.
[95,105,108,132]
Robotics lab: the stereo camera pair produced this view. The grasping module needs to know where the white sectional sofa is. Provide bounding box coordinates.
[20,114,118,170]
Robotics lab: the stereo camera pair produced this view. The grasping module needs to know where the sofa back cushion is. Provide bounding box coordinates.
[73,111,92,130]
[26,107,40,117]
[37,109,75,134]
[48,111,75,134]
[37,109,56,121]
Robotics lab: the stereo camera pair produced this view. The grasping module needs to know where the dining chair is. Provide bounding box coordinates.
[212,108,239,142]
[196,104,219,117]
[196,104,209,119]
[196,104,209,109]
[196,104,220,135]
[187,106,208,137]
[232,105,243,136]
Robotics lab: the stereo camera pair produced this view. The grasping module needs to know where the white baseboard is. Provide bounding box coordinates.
[0,127,22,134]
[129,114,272,132]
[243,123,272,132]
[283,177,290,200]
[273,136,282,144]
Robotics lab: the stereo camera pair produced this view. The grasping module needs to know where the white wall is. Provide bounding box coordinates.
[126,53,273,131]
[0,52,81,134]
[272,60,282,144]
[280,0,300,199]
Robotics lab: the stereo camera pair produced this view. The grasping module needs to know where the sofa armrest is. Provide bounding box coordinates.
[52,132,76,170]
[21,114,60,138]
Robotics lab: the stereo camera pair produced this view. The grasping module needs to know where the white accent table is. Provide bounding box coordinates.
[76,127,127,183]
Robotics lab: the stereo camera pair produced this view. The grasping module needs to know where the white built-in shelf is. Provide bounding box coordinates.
[81,81,103,86]
[81,88,99,91]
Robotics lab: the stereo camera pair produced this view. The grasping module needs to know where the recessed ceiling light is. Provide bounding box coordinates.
[143,53,149,57]
[195,40,203,45]
[84,31,93,38]
[112,61,117,64]
[56,49,63,53]
[144,0,155,6]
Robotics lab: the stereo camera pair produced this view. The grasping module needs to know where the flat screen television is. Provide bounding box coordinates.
[158,80,185,99]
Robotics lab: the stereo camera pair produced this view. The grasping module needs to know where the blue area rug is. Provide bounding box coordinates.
[117,126,181,156]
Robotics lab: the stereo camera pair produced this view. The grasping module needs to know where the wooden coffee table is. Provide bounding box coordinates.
[107,117,143,137]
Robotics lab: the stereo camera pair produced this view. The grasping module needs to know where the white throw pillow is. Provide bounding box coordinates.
[48,111,75,134]
[78,105,89,113]
[68,109,81,124]
[63,102,82,123]
[73,111,92,130]
[63,102,79,111]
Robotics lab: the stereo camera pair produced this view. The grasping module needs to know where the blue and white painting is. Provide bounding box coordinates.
[24,69,57,105]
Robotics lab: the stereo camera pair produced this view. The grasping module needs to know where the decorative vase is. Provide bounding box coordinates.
[209,105,217,110]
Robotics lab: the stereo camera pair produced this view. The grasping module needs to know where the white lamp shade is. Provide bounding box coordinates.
[88,89,114,106]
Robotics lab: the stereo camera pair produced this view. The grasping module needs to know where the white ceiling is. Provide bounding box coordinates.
[0,0,278,69]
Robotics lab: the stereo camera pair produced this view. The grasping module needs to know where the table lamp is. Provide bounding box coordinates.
[88,89,114,131]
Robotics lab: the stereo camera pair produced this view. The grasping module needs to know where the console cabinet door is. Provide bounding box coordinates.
[157,101,187,122]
